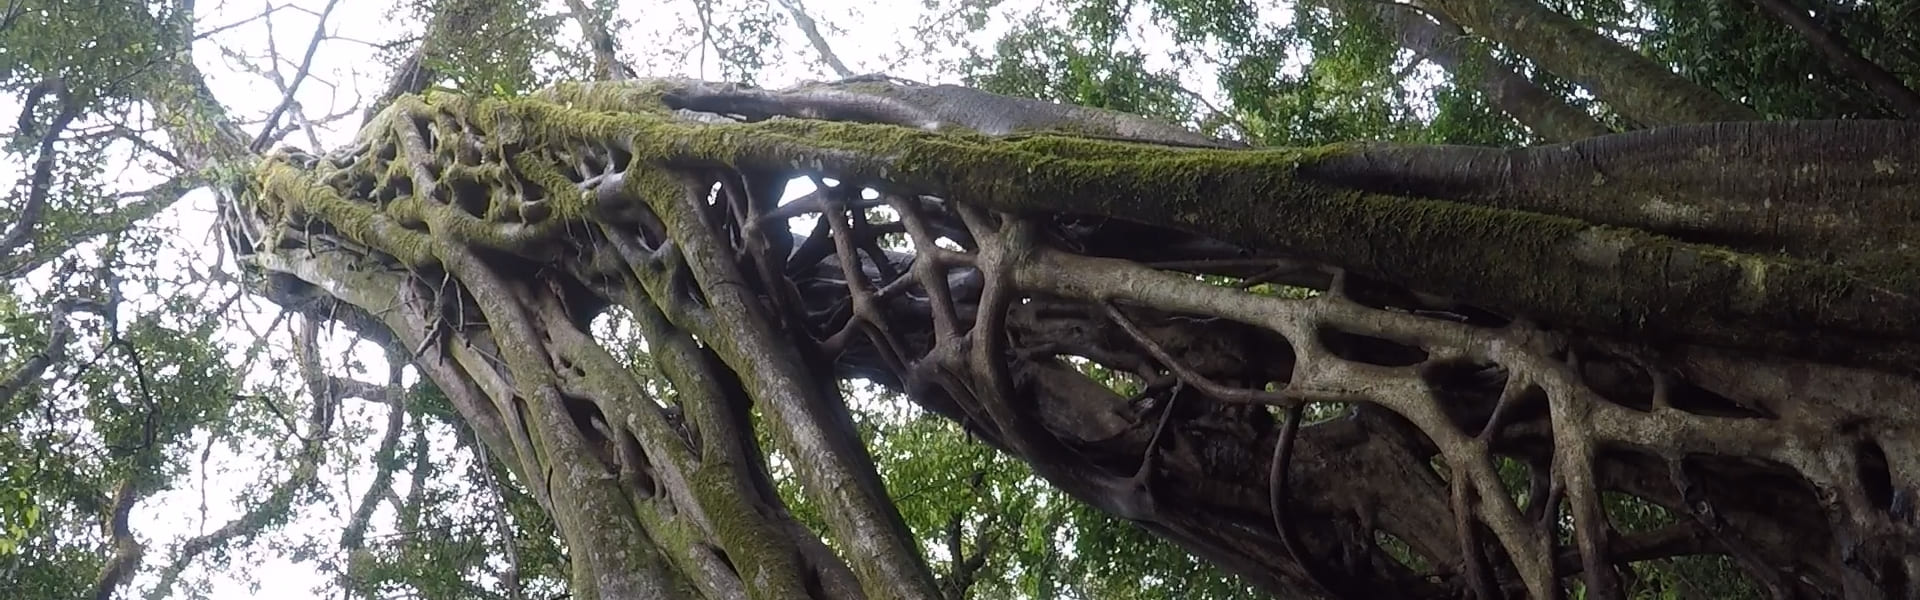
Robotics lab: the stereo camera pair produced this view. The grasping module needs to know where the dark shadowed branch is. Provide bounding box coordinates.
[562,0,634,80]
[0,299,109,417]
[1,78,82,258]
[1748,0,1920,119]
[85,480,145,600]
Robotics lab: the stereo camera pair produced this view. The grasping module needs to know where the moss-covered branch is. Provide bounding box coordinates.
[222,76,1920,599]
[407,84,1913,370]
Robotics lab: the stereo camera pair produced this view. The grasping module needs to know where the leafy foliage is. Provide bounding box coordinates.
[769,384,1265,600]
[962,14,1198,127]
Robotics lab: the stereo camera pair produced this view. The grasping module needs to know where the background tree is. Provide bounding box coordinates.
[2,0,1917,599]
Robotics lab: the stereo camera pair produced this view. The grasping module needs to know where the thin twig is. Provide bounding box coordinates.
[250,0,341,151]
[1102,303,1293,405]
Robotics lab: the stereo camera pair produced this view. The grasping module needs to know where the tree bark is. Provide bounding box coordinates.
[1348,0,1613,142]
[141,60,1920,600]
[1421,0,1760,125]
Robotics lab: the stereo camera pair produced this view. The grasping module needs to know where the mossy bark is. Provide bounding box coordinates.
[148,72,1920,599]
[463,88,1920,370]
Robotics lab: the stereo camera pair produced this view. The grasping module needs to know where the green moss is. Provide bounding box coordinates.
[535,79,682,114]
[248,84,1920,370]
[256,160,438,265]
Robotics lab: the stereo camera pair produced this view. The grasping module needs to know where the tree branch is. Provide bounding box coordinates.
[561,0,633,80]
[1352,0,1612,141]
[362,43,438,126]
[0,175,193,280]
[1,78,83,258]
[1748,0,1920,119]
[337,356,407,552]
[476,443,527,600]
[1424,0,1758,125]
[774,0,854,78]
[0,298,109,414]
[250,0,340,152]
[85,479,145,600]
[143,324,337,600]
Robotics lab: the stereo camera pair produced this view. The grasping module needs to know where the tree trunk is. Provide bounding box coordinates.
[151,67,1919,599]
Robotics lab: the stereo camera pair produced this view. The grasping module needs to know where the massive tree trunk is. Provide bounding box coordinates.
[156,69,1919,599]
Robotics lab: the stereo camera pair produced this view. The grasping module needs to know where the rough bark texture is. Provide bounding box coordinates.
[163,73,1920,600]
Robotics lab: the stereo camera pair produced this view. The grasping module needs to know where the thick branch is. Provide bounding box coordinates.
[1352,0,1611,141]
[542,84,1920,370]
[0,299,109,413]
[86,480,144,600]
[1748,0,1920,120]
[1,78,83,257]
[648,174,945,600]
[1294,120,1920,257]
[1425,0,1759,125]
[561,0,633,80]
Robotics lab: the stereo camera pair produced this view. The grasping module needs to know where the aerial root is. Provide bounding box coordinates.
[1451,474,1499,600]
[1668,459,1793,598]
[1270,403,1340,597]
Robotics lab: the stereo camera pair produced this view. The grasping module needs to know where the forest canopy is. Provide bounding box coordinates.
[2,0,1918,599]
